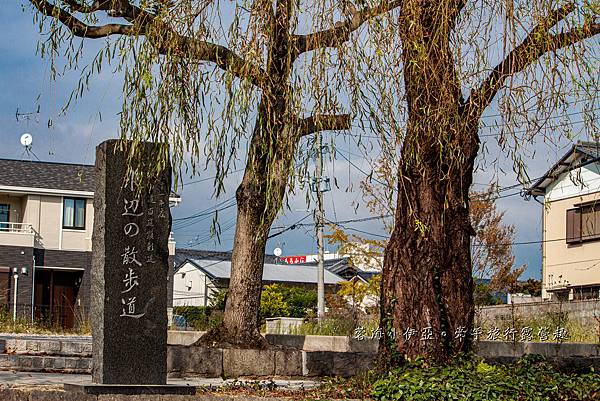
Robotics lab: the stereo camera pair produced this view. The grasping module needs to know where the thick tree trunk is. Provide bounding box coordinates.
[196,0,296,348]
[196,149,289,348]
[378,0,479,366]
[198,88,292,348]
[379,147,477,365]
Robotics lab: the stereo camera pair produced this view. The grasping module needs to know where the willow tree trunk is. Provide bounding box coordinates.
[379,0,480,366]
[196,106,291,347]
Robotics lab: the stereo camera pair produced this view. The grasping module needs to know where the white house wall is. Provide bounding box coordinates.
[545,164,600,202]
[173,262,211,307]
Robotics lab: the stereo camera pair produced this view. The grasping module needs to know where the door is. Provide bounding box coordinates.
[34,270,82,329]
[52,284,75,328]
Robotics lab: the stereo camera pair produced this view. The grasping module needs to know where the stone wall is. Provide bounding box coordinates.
[2,333,600,377]
[476,299,600,326]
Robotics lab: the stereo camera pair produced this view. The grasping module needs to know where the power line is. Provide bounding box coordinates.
[336,107,599,140]
[325,218,389,239]
[179,168,245,186]
[267,214,312,239]
[172,196,236,223]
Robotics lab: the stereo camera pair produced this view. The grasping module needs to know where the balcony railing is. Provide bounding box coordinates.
[0,222,35,247]
[0,222,34,234]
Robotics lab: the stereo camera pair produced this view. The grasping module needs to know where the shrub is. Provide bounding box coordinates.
[259,284,289,320]
[282,286,317,318]
[172,306,222,331]
[209,289,228,310]
[370,355,600,401]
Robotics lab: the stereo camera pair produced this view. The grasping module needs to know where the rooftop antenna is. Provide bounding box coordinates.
[16,106,41,161]
[20,133,39,161]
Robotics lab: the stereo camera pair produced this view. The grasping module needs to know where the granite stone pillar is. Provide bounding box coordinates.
[91,139,172,385]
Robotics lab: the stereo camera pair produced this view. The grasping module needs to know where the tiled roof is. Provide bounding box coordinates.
[526,141,600,196]
[173,248,279,270]
[0,158,181,198]
[183,258,345,285]
[0,158,95,192]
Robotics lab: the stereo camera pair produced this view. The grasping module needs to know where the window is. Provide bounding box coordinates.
[63,198,86,229]
[566,202,600,243]
[0,204,9,231]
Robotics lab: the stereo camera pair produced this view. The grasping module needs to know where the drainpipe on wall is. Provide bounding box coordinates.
[12,271,19,322]
[30,255,36,322]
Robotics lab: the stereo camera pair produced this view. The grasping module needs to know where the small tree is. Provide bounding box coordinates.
[259,284,289,321]
[471,186,526,292]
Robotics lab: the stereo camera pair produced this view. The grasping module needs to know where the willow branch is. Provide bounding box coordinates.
[292,0,402,57]
[31,0,136,37]
[465,2,600,119]
[62,0,113,13]
[30,0,268,88]
[155,32,267,88]
[297,114,352,137]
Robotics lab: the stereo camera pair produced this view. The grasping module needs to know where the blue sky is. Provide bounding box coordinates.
[2,2,597,280]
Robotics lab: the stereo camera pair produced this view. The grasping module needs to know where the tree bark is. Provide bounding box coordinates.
[379,146,477,365]
[378,0,479,366]
[195,135,291,347]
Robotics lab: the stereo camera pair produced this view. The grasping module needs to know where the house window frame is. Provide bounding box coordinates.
[0,204,9,231]
[62,198,86,230]
[566,201,600,244]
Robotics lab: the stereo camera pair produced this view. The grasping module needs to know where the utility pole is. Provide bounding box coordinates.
[314,131,325,319]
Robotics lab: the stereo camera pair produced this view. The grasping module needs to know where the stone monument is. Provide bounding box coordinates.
[66,139,193,395]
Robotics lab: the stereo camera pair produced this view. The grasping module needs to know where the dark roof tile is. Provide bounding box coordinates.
[0,158,181,198]
[0,158,95,192]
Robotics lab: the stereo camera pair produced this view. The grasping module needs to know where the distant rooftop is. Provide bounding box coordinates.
[181,258,345,285]
[174,248,280,268]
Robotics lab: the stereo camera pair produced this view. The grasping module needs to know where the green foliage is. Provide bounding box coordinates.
[209,289,228,310]
[515,278,543,296]
[371,356,600,401]
[172,305,223,331]
[474,282,504,306]
[281,286,318,318]
[337,274,381,314]
[259,284,290,321]
[256,284,317,322]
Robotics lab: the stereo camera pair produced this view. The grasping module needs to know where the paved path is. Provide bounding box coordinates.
[0,371,320,390]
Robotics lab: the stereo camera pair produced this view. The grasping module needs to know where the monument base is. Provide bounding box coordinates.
[64,383,196,395]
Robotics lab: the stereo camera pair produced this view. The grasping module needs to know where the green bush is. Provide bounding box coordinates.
[209,289,228,310]
[371,355,600,401]
[282,286,317,318]
[256,284,317,322]
[259,284,289,321]
[173,305,222,331]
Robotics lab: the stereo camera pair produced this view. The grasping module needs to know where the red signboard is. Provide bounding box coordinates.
[282,256,307,264]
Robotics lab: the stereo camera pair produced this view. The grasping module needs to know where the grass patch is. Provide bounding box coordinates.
[0,306,90,335]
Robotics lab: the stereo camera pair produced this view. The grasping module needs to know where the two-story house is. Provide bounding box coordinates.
[527,141,600,301]
[0,158,177,328]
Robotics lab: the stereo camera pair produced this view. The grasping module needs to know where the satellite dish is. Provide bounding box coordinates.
[20,133,33,148]
[273,247,282,257]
